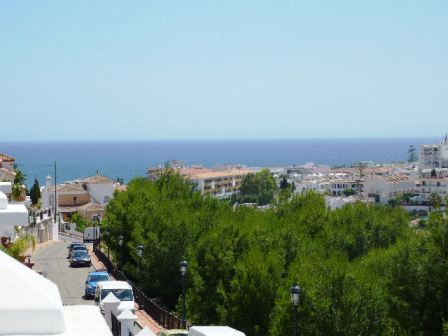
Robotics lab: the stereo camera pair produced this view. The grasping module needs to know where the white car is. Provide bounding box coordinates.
[188,327,246,336]
[94,281,135,313]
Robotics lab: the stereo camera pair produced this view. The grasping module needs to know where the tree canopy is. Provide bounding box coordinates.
[103,169,448,336]
[237,169,278,205]
[30,178,40,205]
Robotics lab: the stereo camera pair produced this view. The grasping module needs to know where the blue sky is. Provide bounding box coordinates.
[0,1,447,140]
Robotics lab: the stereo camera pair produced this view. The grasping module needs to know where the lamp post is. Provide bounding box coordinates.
[104,228,110,260]
[118,235,124,273]
[137,244,144,308]
[289,283,301,336]
[180,260,188,328]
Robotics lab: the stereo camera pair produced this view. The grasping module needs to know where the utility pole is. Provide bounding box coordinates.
[54,161,57,222]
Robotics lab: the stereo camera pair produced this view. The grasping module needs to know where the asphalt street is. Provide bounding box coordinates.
[32,235,95,305]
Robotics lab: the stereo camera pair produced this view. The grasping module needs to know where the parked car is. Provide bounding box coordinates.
[157,330,188,336]
[70,250,91,267]
[68,245,88,258]
[188,327,245,336]
[84,271,110,298]
[95,281,134,313]
[67,242,84,258]
[83,226,101,243]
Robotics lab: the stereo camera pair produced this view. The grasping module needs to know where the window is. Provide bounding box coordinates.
[103,196,110,203]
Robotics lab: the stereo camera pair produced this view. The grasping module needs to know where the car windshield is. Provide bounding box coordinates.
[73,251,88,258]
[101,288,133,301]
[89,274,109,282]
[73,246,86,250]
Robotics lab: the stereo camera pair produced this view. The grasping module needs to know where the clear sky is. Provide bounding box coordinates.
[0,1,447,140]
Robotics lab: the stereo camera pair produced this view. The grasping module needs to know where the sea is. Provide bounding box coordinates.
[0,138,439,189]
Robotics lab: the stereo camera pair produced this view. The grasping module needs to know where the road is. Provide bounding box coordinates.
[32,235,95,305]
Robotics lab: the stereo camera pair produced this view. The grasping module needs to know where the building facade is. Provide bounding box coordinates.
[363,175,414,203]
[41,174,118,220]
[181,167,253,199]
[419,134,448,170]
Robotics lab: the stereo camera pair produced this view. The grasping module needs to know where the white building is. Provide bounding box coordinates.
[294,179,331,194]
[0,190,28,239]
[413,177,448,205]
[325,196,358,210]
[363,175,415,203]
[41,174,119,220]
[419,134,448,171]
[329,179,358,196]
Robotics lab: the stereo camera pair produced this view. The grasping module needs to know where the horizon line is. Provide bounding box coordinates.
[0,136,442,143]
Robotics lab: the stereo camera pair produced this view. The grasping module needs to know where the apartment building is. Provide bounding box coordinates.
[330,179,359,196]
[413,177,448,205]
[294,179,331,194]
[363,175,414,203]
[179,166,253,198]
[419,134,448,170]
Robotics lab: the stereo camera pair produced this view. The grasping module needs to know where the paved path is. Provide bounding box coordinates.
[32,235,95,305]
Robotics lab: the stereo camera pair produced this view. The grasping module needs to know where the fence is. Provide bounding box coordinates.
[94,243,187,330]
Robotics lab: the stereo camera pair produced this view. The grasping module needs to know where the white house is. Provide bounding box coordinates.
[325,196,358,210]
[363,175,415,203]
[0,190,28,238]
[41,173,120,220]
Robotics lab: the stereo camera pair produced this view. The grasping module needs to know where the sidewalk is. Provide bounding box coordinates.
[87,246,163,334]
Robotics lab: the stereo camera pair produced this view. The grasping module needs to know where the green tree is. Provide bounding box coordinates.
[102,171,448,336]
[70,212,89,232]
[408,145,417,163]
[30,178,40,205]
[431,168,437,177]
[279,176,289,190]
[429,192,442,210]
[342,188,356,196]
[239,169,277,205]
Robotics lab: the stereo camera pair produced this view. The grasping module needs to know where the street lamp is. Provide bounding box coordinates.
[136,244,144,309]
[104,228,111,260]
[289,283,301,336]
[180,260,188,328]
[118,235,124,272]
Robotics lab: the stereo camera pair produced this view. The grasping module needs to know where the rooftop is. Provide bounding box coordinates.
[180,167,253,180]
[0,153,15,162]
[80,174,116,184]
[77,202,105,211]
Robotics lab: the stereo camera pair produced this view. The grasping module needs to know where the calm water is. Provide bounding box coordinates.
[0,138,438,189]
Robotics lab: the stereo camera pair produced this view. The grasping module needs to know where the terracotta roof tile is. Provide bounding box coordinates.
[0,153,15,162]
[77,202,105,211]
[81,174,116,184]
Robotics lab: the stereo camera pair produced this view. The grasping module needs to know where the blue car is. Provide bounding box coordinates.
[85,271,110,298]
